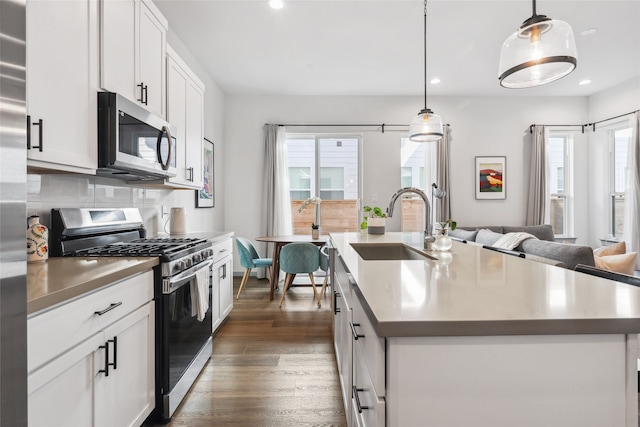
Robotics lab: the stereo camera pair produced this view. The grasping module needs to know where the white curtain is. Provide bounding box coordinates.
[262,125,292,276]
[435,125,451,222]
[525,125,547,225]
[623,112,640,269]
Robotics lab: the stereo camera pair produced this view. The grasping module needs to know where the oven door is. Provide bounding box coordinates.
[159,259,213,420]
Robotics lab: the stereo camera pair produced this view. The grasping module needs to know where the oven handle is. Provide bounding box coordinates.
[163,259,213,294]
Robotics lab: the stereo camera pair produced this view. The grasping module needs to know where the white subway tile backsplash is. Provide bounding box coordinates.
[27,173,174,235]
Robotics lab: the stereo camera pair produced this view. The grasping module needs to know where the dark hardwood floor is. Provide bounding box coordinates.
[148,275,347,427]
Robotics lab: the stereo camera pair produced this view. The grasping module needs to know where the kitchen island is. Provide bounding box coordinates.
[330,232,640,427]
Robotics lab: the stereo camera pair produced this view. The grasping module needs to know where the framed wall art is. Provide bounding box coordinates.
[196,138,214,208]
[475,156,506,200]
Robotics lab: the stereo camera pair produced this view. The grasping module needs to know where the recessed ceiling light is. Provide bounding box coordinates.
[269,0,284,9]
[430,78,440,85]
[581,28,597,36]
[579,79,592,85]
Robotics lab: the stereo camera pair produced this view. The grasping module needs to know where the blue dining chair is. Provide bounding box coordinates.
[318,244,330,302]
[236,237,273,300]
[279,242,321,308]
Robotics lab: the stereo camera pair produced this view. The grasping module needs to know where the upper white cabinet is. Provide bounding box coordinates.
[26,0,97,174]
[100,0,167,118]
[166,45,205,189]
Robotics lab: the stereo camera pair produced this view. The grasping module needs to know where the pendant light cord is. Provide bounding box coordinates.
[423,0,427,110]
[532,0,537,16]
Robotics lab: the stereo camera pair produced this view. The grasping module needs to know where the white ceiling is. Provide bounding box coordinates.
[154,0,640,97]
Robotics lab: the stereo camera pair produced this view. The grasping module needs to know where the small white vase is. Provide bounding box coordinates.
[312,228,320,239]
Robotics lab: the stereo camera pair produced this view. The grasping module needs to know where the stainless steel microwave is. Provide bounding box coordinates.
[97,91,177,181]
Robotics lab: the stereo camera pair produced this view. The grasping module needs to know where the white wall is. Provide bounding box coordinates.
[224,94,589,272]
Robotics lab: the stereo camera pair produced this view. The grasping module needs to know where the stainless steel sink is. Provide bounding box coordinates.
[350,243,437,261]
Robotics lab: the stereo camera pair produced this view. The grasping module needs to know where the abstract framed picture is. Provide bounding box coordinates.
[475,156,506,200]
[196,138,214,208]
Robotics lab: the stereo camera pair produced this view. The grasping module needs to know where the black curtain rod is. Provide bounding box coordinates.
[267,123,450,133]
[529,109,639,134]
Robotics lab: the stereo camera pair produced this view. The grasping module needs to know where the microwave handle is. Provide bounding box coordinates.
[157,125,173,171]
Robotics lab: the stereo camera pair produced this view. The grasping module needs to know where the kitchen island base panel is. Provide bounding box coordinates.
[386,333,638,427]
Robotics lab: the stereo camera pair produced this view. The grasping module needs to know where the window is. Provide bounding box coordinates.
[400,137,436,232]
[286,135,360,233]
[610,127,631,238]
[546,132,573,236]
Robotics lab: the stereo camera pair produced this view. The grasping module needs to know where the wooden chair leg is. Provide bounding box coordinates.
[320,275,328,301]
[236,268,252,300]
[279,273,293,307]
[308,273,321,307]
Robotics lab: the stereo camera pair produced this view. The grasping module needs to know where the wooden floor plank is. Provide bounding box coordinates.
[144,276,347,426]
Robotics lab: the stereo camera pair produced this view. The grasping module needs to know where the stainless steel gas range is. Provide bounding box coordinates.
[50,208,214,422]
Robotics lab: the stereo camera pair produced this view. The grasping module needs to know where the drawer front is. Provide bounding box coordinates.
[334,251,352,308]
[211,238,232,264]
[352,295,385,397]
[28,270,154,372]
[353,343,386,427]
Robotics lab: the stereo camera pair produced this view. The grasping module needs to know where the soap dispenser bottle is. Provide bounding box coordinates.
[27,215,48,262]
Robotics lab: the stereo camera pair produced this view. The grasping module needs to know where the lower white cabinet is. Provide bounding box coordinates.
[28,271,155,427]
[212,237,233,333]
[332,251,353,427]
[94,303,155,427]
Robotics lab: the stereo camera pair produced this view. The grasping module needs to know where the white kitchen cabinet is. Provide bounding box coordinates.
[332,250,353,427]
[25,0,97,174]
[100,0,167,118]
[166,46,205,189]
[28,271,155,427]
[212,237,233,333]
[95,302,155,427]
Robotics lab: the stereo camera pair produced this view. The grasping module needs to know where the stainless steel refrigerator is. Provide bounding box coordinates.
[0,0,28,425]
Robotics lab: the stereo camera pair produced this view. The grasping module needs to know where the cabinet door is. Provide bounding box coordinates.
[26,0,96,173]
[100,0,136,102]
[28,333,104,427]
[334,290,353,427]
[185,80,204,187]
[138,0,166,118]
[166,54,189,185]
[95,302,155,427]
[219,258,234,320]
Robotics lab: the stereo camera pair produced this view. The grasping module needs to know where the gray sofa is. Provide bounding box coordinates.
[450,224,595,270]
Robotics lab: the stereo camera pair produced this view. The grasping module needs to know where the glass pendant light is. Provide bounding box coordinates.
[409,0,443,142]
[499,0,577,88]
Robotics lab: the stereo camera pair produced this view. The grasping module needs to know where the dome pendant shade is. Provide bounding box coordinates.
[499,15,577,88]
[409,108,443,142]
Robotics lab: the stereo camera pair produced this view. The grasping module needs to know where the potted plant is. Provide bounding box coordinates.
[311,223,320,239]
[362,205,387,234]
[433,219,456,251]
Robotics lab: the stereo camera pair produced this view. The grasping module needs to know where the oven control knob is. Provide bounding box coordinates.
[184,258,192,269]
[193,253,201,264]
[174,261,184,273]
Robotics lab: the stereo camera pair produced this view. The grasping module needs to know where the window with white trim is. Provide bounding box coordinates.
[610,127,631,239]
[546,132,573,237]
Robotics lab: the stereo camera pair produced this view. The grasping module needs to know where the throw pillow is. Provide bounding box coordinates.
[594,252,637,276]
[448,228,479,242]
[593,241,626,257]
[475,229,504,246]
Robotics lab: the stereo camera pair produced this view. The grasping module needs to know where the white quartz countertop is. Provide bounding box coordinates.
[330,232,640,337]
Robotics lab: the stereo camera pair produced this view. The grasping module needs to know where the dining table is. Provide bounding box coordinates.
[255,234,329,301]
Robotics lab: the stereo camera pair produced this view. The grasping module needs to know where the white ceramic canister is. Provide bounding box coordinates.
[27,215,49,262]
[169,207,186,234]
